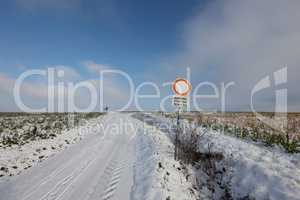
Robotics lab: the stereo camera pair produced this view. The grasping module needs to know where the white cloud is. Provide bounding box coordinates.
[0,72,48,99]
[0,73,15,94]
[0,72,50,111]
[171,0,300,111]
[82,61,112,74]
[0,63,132,111]
[54,65,81,81]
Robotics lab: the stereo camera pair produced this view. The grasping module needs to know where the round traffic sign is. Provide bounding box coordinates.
[172,78,192,96]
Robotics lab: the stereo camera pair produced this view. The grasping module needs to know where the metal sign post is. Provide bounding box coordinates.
[172,78,192,160]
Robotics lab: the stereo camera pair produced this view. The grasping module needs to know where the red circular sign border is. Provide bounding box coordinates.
[172,78,192,96]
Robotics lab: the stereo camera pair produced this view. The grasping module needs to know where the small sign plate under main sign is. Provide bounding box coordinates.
[172,96,188,112]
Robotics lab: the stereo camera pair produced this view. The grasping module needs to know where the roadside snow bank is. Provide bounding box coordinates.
[148,113,300,200]
[199,130,300,200]
[131,115,198,200]
[0,116,104,178]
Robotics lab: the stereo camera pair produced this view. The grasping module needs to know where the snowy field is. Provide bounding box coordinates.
[0,112,299,200]
[198,130,300,200]
[0,116,104,177]
[149,113,300,200]
[0,113,197,200]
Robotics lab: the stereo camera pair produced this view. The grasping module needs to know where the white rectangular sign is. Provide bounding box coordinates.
[172,96,187,112]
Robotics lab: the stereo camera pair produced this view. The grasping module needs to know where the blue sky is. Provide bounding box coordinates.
[0,0,299,112]
[0,0,201,75]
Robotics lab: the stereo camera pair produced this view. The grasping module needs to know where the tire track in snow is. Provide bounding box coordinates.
[84,142,128,200]
[39,150,100,200]
[84,152,121,199]
[22,143,101,200]
[101,160,128,200]
[23,140,102,200]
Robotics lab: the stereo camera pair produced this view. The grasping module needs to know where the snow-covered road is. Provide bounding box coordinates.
[0,114,135,200]
[0,113,197,200]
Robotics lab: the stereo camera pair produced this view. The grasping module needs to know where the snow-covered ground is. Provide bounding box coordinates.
[2,112,298,200]
[150,113,300,200]
[198,130,300,200]
[131,114,199,200]
[0,113,135,200]
[0,116,104,178]
[0,113,198,200]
